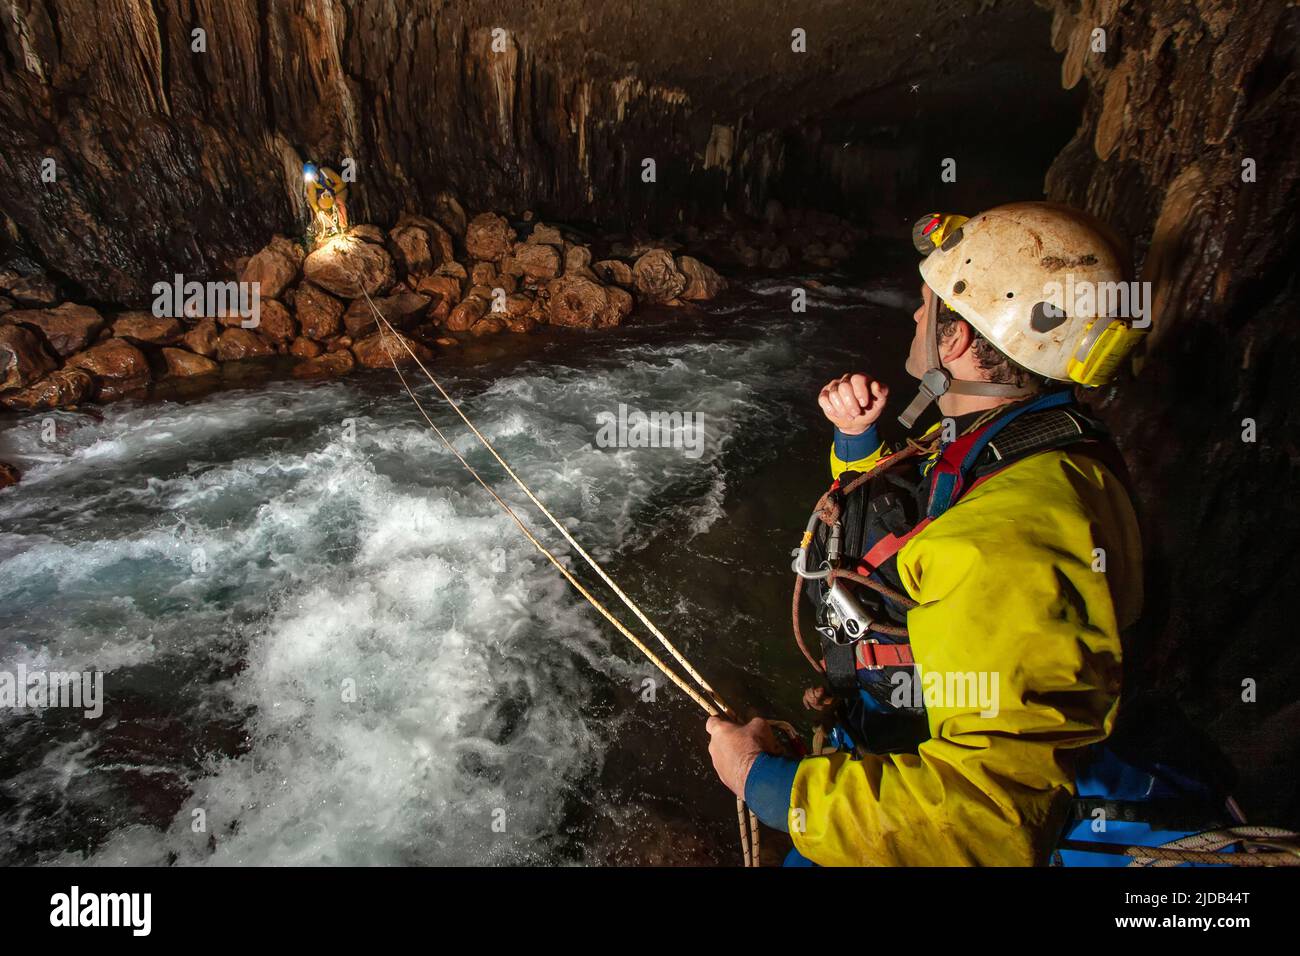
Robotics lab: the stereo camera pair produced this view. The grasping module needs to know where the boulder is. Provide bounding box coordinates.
[292,350,356,380]
[303,238,396,298]
[112,311,183,345]
[527,223,564,247]
[513,242,562,282]
[7,274,60,307]
[632,249,688,303]
[470,317,506,337]
[677,256,727,301]
[182,318,220,357]
[289,336,324,359]
[414,273,463,306]
[351,330,435,369]
[504,293,534,319]
[346,224,387,245]
[465,213,515,262]
[292,282,345,341]
[395,213,456,263]
[446,296,487,332]
[238,235,303,299]
[65,339,150,381]
[1,368,94,410]
[5,303,105,356]
[545,275,626,329]
[593,260,634,287]
[160,347,220,378]
[0,296,13,316]
[325,335,353,353]
[215,327,275,361]
[470,262,498,287]
[389,224,439,278]
[435,260,468,280]
[564,244,593,274]
[255,300,298,345]
[343,291,431,337]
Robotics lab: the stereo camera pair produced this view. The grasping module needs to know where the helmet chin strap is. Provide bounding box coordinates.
[897,293,1038,429]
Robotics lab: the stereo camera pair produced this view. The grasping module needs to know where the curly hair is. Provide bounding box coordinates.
[935,306,1047,390]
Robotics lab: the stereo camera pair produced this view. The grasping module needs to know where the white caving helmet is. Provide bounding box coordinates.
[899,202,1147,428]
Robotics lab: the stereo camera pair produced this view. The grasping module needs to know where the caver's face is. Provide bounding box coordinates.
[905,283,935,379]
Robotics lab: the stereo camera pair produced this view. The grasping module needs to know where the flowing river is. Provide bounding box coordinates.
[0,277,915,865]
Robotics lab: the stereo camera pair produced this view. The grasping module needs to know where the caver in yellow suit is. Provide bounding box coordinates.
[744,204,1152,866]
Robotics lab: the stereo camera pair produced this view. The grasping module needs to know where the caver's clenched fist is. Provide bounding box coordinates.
[818,373,888,436]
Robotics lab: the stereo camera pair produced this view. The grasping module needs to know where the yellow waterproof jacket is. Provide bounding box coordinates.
[789,425,1142,866]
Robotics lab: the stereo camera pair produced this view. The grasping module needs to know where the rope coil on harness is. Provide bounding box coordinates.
[358,286,762,865]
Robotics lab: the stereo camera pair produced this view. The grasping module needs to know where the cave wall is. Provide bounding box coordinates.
[0,0,1072,305]
[1040,0,1300,822]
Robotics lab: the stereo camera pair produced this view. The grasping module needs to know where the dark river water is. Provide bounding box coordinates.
[0,276,917,865]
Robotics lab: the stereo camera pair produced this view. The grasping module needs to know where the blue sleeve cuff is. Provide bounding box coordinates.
[743,753,800,832]
[833,424,880,462]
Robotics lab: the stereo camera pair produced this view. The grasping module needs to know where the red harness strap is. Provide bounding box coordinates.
[856,641,914,670]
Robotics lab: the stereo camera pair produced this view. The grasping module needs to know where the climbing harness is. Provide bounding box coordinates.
[355,283,764,865]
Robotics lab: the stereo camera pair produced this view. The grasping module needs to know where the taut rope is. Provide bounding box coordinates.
[357,283,761,865]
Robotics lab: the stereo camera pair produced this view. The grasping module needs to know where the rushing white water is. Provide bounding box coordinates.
[0,287,903,865]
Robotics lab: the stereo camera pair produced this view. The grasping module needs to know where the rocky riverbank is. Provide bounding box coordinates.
[0,197,865,488]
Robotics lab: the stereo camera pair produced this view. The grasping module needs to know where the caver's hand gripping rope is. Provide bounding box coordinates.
[356,283,762,865]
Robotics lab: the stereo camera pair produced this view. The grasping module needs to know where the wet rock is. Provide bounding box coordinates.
[65,338,148,380]
[527,223,564,246]
[513,242,562,282]
[389,224,440,278]
[503,293,534,319]
[292,282,345,341]
[435,336,459,348]
[447,296,487,332]
[351,330,434,369]
[504,314,538,334]
[470,317,507,337]
[255,300,298,345]
[632,249,688,303]
[435,260,468,280]
[303,238,396,298]
[593,260,634,286]
[414,273,463,307]
[160,347,219,378]
[343,291,431,337]
[1,368,95,410]
[346,224,387,245]
[677,256,727,300]
[7,274,60,307]
[181,318,220,357]
[289,336,323,359]
[238,235,304,299]
[325,335,353,353]
[564,244,593,274]
[112,311,183,346]
[4,303,105,356]
[0,462,19,489]
[470,262,498,286]
[292,350,356,380]
[605,285,634,323]
[545,275,625,329]
[0,296,12,316]
[465,213,515,262]
[214,327,275,361]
